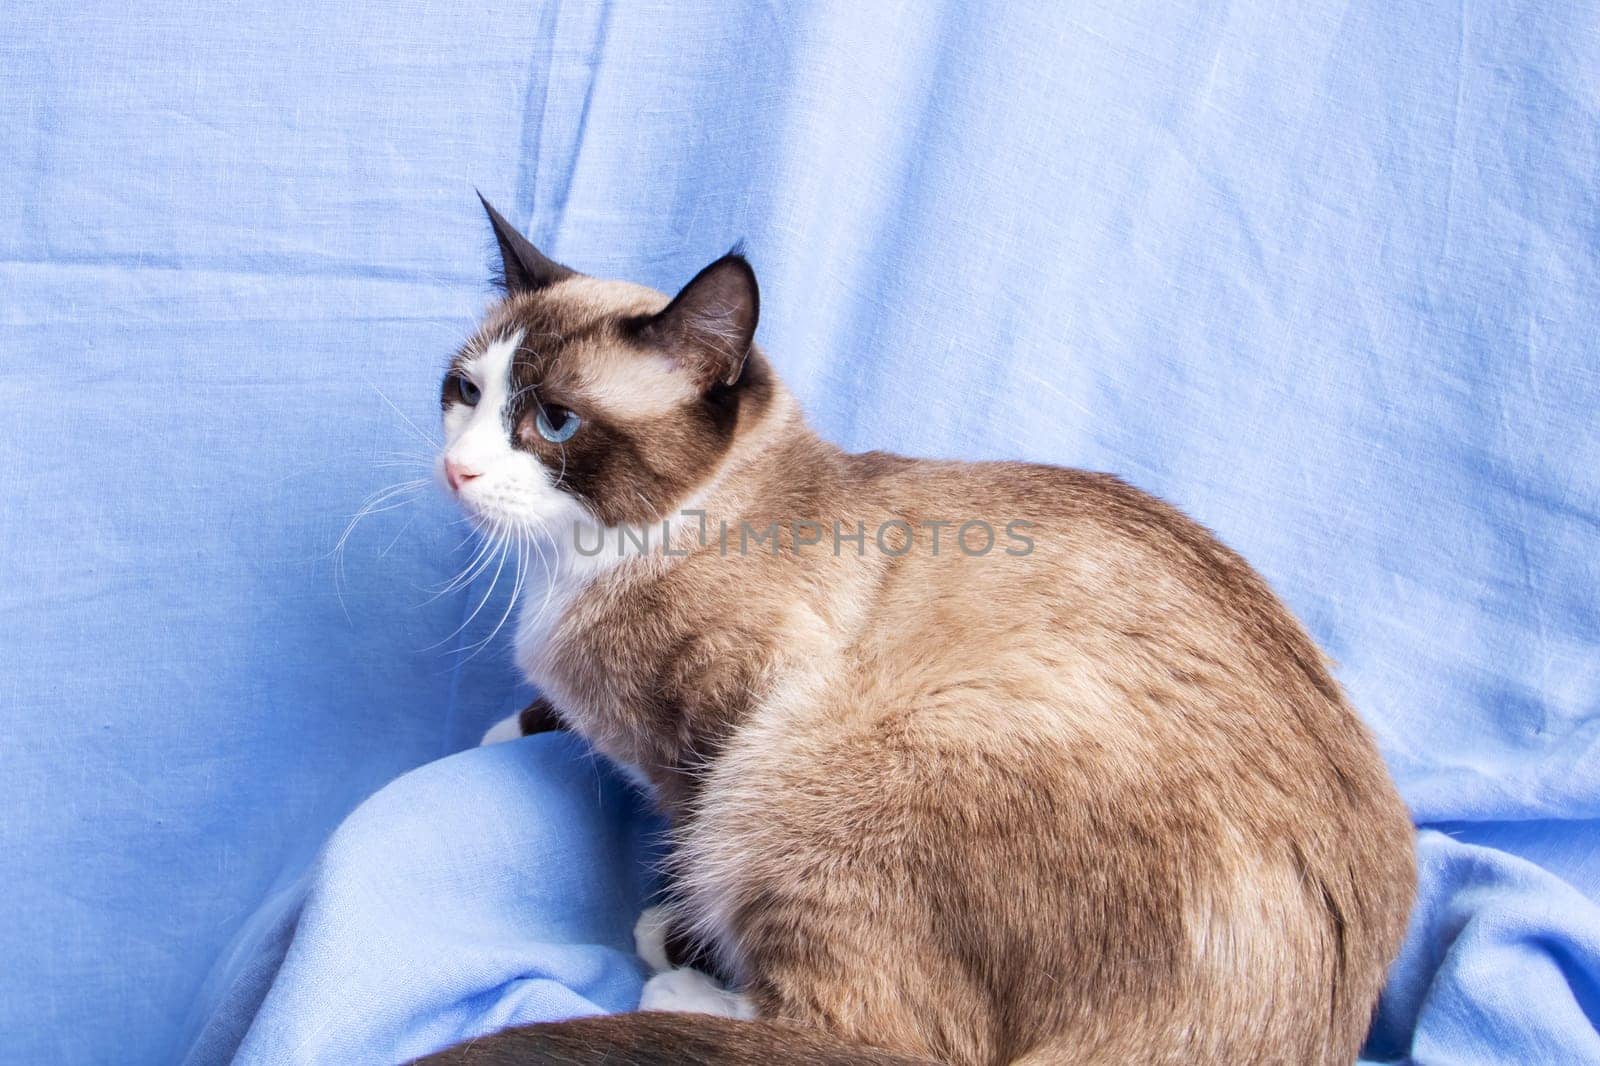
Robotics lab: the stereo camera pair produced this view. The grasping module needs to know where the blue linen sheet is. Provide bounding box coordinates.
[1,1,1595,1062]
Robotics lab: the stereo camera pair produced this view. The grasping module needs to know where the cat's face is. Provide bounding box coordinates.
[438,199,766,541]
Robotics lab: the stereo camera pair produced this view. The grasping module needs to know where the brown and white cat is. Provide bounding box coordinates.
[417,198,1415,1065]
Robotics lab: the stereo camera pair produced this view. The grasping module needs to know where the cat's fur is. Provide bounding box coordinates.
[417,198,1415,1065]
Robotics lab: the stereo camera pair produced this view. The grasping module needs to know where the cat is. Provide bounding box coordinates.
[415,196,1415,1065]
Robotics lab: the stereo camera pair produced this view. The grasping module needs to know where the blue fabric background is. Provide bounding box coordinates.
[3,1,1596,1062]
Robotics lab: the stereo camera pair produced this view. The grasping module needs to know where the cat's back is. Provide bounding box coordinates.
[851,454,1354,717]
[843,453,1412,899]
[695,451,1414,1064]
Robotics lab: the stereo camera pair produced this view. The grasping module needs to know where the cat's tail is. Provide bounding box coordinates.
[410,1012,940,1065]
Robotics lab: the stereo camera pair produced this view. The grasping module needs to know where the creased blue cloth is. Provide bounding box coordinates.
[183,736,661,1065]
[2,1,1596,1063]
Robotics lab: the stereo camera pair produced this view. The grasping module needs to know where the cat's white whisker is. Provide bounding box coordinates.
[370,383,439,450]
[423,520,503,600]
[331,480,427,556]
[460,525,532,661]
[334,479,430,542]
[378,511,419,560]
[326,476,432,623]
[424,531,511,652]
[330,486,428,572]
[426,544,500,610]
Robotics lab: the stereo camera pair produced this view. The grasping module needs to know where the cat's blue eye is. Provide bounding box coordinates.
[456,376,481,406]
[535,404,580,443]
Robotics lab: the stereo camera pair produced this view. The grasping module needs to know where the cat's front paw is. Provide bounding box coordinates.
[638,967,755,1019]
[633,905,674,973]
[479,713,524,746]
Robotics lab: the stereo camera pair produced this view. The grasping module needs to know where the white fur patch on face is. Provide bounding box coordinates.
[441,332,519,462]
[439,330,586,539]
[638,967,755,1020]
[479,713,525,746]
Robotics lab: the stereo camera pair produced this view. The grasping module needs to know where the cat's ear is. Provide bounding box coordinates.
[634,251,760,389]
[477,192,575,294]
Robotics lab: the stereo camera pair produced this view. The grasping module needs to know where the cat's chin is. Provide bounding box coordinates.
[453,494,586,551]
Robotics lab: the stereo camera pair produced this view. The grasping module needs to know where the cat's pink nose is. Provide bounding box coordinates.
[444,459,480,492]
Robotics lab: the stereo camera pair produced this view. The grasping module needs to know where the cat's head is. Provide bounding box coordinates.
[439,196,773,540]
